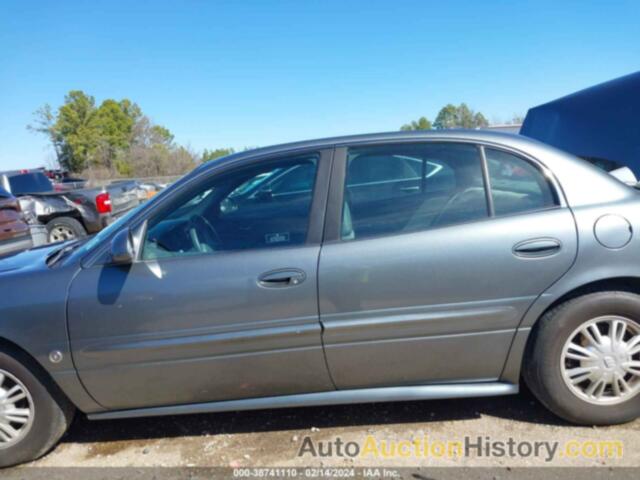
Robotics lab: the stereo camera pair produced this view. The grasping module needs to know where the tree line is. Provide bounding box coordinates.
[400,103,489,131]
[29,92,515,177]
[28,90,237,177]
[400,104,523,131]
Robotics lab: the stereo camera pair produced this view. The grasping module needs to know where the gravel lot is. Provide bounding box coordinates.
[4,386,638,477]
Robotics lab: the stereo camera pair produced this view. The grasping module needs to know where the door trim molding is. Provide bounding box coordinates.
[88,382,518,420]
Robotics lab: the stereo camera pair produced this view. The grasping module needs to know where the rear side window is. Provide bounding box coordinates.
[342,143,488,240]
[485,148,558,216]
[348,154,419,185]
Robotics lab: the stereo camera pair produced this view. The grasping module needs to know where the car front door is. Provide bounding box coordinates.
[319,142,578,389]
[67,150,335,410]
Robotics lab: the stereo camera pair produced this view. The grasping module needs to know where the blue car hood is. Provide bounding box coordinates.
[0,244,61,274]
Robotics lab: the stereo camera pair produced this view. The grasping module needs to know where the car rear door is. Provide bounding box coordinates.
[318,141,578,389]
[67,149,335,410]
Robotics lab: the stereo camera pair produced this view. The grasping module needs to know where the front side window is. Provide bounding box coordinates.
[485,148,558,216]
[342,143,488,240]
[142,154,319,259]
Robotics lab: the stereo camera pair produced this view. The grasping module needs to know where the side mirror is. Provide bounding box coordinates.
[110,228,134,265]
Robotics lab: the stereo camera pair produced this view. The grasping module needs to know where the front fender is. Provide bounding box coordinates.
[0,259,103,413]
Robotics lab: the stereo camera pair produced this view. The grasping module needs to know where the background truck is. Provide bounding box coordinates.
[0,170,140,243]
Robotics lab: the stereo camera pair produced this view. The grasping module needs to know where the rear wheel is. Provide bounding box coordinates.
[45,217,87,243]
[560,316,640,405]
[0,348,75,467]
[524,291,640,425]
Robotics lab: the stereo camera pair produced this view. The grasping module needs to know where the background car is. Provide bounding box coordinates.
[0,186,32,257]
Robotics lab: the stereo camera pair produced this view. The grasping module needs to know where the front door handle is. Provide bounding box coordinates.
[513,238,561,257]
[258,268,306,287]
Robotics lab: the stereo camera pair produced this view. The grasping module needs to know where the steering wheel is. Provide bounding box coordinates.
[188,215,222,253]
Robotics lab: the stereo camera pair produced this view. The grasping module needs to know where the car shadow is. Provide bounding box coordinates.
[60,387,570,445]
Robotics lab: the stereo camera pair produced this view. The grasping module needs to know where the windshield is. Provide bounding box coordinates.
[8,172,54,194]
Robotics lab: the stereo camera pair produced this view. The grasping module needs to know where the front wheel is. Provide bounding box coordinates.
[0,348,75,467]
[524,291,640,425]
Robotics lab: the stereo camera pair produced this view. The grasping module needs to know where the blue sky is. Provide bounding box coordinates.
[1,0,639,171]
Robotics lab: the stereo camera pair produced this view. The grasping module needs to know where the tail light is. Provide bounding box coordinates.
[95,192,112,214]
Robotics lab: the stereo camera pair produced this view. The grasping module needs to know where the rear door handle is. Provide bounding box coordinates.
[258,268,306,287]
[513,238,561,257]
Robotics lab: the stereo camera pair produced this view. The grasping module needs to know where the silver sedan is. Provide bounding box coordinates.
[0,130,639,467]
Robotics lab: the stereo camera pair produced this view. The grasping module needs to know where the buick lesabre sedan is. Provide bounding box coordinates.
[1,131,640,466]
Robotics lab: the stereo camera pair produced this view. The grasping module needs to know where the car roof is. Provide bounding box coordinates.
[201,129,564,169]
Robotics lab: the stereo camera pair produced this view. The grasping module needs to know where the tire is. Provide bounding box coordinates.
[45,217,87,243]
[524,291,640,425]
[0,347,75,467]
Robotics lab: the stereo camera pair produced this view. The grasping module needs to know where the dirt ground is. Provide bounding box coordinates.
[5,387,637,476]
